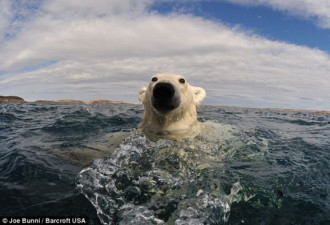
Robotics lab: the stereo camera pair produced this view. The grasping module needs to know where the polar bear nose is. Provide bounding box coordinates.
[152,82,180,113]
[153,82,175,100]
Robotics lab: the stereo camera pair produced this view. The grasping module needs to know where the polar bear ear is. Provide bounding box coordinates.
[138,87,147,103]
[192,87,206,106]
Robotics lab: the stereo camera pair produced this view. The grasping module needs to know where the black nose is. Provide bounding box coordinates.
[153,82,175,100]
[152,82,180,113]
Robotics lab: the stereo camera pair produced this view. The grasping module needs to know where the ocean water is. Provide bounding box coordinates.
[1,103,330,225]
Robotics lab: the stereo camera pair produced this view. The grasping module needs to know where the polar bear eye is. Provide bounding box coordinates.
[179,78,185,84]
[151,77,158,82]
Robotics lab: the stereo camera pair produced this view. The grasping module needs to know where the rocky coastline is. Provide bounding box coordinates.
[0,96,26,103]
[33,99,139,105]
[0,96,139,105]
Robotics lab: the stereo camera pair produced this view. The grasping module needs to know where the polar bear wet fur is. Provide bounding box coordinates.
[138,74,206,140]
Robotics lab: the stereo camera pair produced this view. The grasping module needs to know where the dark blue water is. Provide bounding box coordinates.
[1,103,329,224]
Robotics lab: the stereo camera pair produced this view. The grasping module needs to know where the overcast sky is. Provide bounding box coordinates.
[1,0,330,110]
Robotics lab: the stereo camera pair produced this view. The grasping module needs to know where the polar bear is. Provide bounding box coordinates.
[51,74,207,166]
[138,74,206,140]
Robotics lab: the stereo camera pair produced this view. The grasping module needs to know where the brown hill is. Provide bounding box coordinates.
[0,96,26,103]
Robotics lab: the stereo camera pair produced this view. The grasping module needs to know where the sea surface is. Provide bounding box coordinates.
[1,103,330,225]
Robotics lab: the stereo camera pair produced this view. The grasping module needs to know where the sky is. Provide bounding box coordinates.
[0,0,330,110]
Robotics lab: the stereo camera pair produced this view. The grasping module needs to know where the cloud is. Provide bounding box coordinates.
[223,0,330,29]
[0,0,11,42]
[0,0,330,110]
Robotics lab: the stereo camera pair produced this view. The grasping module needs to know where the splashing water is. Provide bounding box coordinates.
[77,122,246,224]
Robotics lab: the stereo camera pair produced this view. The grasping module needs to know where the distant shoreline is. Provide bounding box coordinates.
[201,104,330,115]
[33,99,140,105]
[0,95,329,114]
[0,96,139,105]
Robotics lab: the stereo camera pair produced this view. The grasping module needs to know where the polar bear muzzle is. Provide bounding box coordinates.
[152,82,181,113]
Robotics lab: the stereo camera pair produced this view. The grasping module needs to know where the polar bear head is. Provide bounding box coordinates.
[138,74,206,140]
